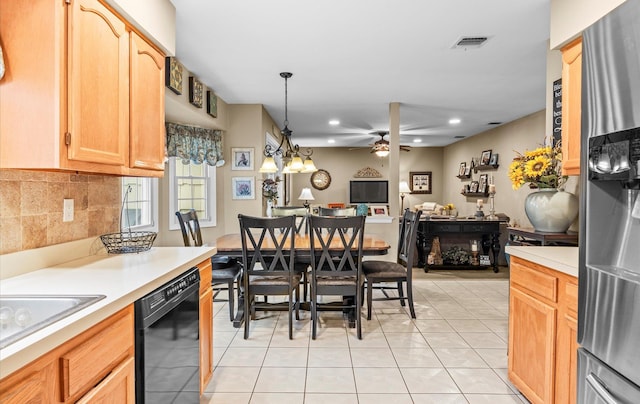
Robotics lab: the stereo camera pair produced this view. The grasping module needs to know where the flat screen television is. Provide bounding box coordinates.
[349,180,389,204]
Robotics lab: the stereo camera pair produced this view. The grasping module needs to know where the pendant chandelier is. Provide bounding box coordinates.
[259,72,317,174]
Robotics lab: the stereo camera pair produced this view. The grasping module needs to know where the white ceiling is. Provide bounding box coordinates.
[172,0,551,148]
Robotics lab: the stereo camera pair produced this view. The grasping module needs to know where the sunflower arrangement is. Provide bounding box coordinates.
[508,142,566,190]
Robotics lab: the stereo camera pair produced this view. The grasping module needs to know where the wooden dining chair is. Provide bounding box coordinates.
[271,206,311,302]
[362,208,422,320]
[308,215,366,339]
[176,210,241,321]
[238,214,301,339]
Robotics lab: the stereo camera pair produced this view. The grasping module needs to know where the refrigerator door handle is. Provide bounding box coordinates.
[587,373,620,404]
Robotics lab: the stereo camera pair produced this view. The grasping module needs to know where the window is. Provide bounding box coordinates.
[169,157,217,230]
[121,177,158,231]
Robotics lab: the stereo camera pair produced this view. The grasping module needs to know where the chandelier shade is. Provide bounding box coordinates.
[259,72,317,174]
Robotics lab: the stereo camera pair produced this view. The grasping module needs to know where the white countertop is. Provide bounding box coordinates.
[506,246,578,278]
[0,246,216,379]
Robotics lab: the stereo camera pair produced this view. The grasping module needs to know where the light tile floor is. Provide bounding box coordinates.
[201,272,529,404]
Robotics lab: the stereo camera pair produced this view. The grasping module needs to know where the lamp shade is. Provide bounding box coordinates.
[399,181,411,194]
[298,187,315,201]
[259,156,278,173]
[301,157,318,173]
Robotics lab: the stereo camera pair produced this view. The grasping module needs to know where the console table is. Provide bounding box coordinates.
[417,219,501,272]
[507,227,578,246]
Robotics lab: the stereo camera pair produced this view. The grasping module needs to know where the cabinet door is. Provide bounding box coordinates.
[555,313,578,404]
[509,286,557,404]
[77,357,135,404]
[130,31,165,171]
[199,286,214,393]
[561,37,582,176]
[67,0,129,167]
[0,361,55,404]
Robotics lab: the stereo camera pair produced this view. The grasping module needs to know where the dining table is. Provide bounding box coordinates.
[215,232,391,328]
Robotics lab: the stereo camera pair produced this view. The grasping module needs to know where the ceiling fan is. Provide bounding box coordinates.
[369,131,411,157]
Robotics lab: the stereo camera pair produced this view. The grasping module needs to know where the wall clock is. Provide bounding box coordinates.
[310,169,331,190]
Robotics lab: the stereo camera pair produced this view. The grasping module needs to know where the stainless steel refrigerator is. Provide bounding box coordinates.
[579,0,640,402]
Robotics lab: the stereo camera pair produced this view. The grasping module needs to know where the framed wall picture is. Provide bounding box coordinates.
[232,177,255,199]
[189,76,203,108]
[464,166,472,176]
[470,181,480,193]
[479,174,488,193]
[231,148,254,170]
[489,153,499,166]
[206,90,217,118]
[480,150,492,166]
[409,171,432,194]
[458,162,466,176]
[370,205,388,216]
[165,57,183,95]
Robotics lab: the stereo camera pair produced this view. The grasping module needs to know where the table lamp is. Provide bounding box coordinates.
[298,187,315,210]
[399,181,411,214]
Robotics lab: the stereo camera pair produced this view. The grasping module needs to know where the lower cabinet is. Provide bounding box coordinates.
[0,305,134,403]
[198,259,214,392]
[508,257,578,404]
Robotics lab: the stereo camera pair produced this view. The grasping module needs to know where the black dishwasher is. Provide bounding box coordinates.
[135,267,200,404]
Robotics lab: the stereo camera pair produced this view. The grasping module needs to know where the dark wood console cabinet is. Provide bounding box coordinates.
[417,219,501,272]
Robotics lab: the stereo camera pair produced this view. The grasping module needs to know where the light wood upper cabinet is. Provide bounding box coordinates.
[0,0,164,177]
[130,31,166,171]
[508,257,579,404]
[67,0,130,167]
[561,37,582,176]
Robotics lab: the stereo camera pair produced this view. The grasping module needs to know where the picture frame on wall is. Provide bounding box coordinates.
[458,162,466,176]
[489,153,499,166]
[370,205,388,216]
[232,177,255,200]
[206,90,217,118]
[470,181,480,193]
[480,150,492,166]
[189,76,203,108]
[231,148,254,170]
[479,174,488,193]
[409,171,432,194]
[165,57,183,95]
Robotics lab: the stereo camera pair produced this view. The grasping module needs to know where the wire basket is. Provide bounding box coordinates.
[100,231,157,254]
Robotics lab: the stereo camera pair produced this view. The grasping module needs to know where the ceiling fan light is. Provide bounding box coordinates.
[259,156,278,173]
[375,149,390,157]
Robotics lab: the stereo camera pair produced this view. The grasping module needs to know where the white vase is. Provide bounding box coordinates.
[524,189,579,233]
[266,200,273,217]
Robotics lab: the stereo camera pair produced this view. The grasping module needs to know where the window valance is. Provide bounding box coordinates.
[166,122,225,166]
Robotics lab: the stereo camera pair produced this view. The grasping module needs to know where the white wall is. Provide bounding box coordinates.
[550,0,626,49]
[105,0,176,54]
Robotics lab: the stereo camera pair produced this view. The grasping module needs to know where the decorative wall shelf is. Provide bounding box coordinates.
[461,192,489,197]
[474,164,499,173]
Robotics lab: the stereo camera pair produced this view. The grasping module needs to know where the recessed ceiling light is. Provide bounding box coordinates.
[329,120,340,126]
[413,139,422,143]
[327,139,336,144]
[449,118,461,125]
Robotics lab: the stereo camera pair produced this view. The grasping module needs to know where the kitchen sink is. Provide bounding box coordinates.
[0,295,106,349]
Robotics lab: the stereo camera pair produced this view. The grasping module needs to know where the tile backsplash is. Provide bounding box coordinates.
[0,170,121,254]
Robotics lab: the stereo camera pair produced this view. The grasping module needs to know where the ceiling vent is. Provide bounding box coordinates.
[454,135,466,139]
[452,36,489,49]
